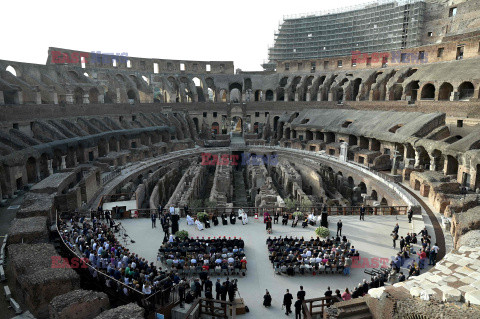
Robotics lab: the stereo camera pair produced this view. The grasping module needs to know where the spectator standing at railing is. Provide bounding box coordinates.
[337,220,343,236]
[408,207,413,223]
[178,280,186,308]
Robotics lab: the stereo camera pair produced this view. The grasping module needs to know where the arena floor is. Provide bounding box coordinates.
[121,214,430,318]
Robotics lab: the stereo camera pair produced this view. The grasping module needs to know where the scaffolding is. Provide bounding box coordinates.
[268,0,425,62]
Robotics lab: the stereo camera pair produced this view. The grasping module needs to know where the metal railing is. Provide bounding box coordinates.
[103,205,408,220]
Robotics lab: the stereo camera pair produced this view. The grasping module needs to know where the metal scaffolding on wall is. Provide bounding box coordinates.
[268,0,425,62]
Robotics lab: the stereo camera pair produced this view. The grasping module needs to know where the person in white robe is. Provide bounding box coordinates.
[242,211,248,225]
[238,208,244,220]
[186,215,195,225]
[195,219,204,231]
[169,234,174,242]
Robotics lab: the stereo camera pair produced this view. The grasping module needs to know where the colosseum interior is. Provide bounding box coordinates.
[2,0,480,318]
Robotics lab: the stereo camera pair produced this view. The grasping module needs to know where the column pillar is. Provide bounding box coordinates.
[430,155,436,171]
[65,93,74,104]
[116,88,121,103]
[0,91,4,105]
[16,91,24,104]
[36,92,42,104]
[61,156,67,169]
[35,161,41,181]
[47,159,54,176]
[53,92,58,105]
[83,94,90,104]
[414,149,421,168]
[306,92,311,101]
[273,92,277,101]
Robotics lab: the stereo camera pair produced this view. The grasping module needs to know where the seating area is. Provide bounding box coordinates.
[266,235,360,276]
[57,215,177,301]
[158,237,247,277]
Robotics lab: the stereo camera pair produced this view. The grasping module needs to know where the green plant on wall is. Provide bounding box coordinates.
[175,230,189,240]
[293,211,304,218]
[205,200,217,209]
[189,199,203,212]
[197,211,208,223]
[284,198,298,212]
[300,198,313,211]
[315,226,330,238]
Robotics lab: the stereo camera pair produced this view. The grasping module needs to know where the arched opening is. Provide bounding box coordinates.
[211,122,219,135]
[89,88,99,103]
[391,84,403,101]
[416,146,430,169]
[458,82,475,100]
[420,83,435,100]
[380,198,388,206]
[192,77,205,102]
[277,88,285,101]
[244,78,252,91]
[351,78,362,101]
[358,182,367,194]
[207,88,215,102]
[371,190,378,201]
[127,89,137,103]
[265,90,274,101]
[305,130,313,140]
[229,83,242,103]
[438,82,453,101]
[254,90,262,101]
[253,122,259,134]
[336,87,344,102]
[231,116,243,134]
[192,118,199,133]
[347,176,355,188]
[26,157,37,183]
[405,81,420,102]
[348,135,358,146]
[279,77,288,87]
[219,89,227,102]
[359,136,369,149]
[445,155,459,177]
[73,87,84,104]
[273,116,280,131]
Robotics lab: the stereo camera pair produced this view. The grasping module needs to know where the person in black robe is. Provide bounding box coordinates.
[282,213,288,226]
[222,213,228,225]
[212,214,219,226]
[171,214,179,234]
[230,212,236,224]
[205,216,211,228]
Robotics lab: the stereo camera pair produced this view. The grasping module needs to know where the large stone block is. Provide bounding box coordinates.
[49,289,110,319]
[465,290,480,305]
[94,303,145,319]
[443,288,462,302]
[8,216,48,245]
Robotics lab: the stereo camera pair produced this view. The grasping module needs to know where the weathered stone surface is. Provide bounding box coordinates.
[94,303,144,319]
[465,290,480,305]
[8,217,48,245]
[368,287,386,299]
[458,231,480,248]
[8,243,80,319]
[49,289,109,319]
[442,288,462,302]
[16,192,55,221]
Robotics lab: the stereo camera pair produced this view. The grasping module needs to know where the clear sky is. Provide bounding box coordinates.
[2,0,363,71]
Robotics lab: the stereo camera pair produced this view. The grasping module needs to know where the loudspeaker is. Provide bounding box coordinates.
[321,212,328,228]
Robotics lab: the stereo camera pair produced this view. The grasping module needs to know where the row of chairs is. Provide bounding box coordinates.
[274,264,345,276]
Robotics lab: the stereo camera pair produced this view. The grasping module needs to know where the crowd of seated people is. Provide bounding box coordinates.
[266,235,359,276]
[58,214,181,303]
[158,237,247,276]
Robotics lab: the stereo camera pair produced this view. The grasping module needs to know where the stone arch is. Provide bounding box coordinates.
[229,82,242,103]
[244,78,252,91]
[26,157,37,183]
[73,87,84,104]
[371,189,378,201]
[458,82,475,100]
[254,90,262,101]
[438,82,453,101]
[347,176,355,188]
[390,84,403,101]
[127,89,137,102]
[404,81,420,102]
[192,117,199,133]
[348,135,358,146]
[420,83,435,100]
[358,182,367,194]
[219,89,227,102]
[445,155,459,176]
[89,88,100,103]
[265,90,274,101]
[211,122,220,135]
[380,197,388,206]
[351,78,362,101]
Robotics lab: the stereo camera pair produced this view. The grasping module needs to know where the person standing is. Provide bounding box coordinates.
[283,289,293,315]
[151,211,157,228]
[215,279,221,300]
[392,232,399,249]
[297,286,306,302]
[337,220,343,236]
[263,290,272,307]
[359,205,365,221]
[178,280,186,308]
[294,296,303,319]
[393,223,399,234]
[407,207,413,223]
[399,236,405,251]
[429,243,439,266]
[274,211,280,224]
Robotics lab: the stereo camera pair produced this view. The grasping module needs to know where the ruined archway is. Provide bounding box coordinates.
[438,82,453,101]
[458,82,474,100]
[420,83,435,100]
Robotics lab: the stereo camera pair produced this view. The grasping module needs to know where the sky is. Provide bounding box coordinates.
[2,0,363,71]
